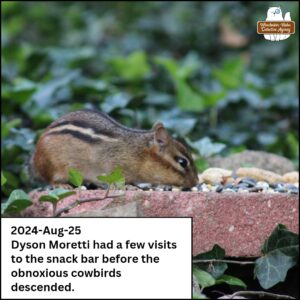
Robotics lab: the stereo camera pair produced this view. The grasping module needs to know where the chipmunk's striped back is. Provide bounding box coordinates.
[31,110,198,188]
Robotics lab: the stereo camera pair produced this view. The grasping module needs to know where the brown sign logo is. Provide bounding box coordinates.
[257,21,295,34]
[258,7,295,41]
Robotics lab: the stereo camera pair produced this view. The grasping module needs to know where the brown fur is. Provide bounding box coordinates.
[32,110,199,188]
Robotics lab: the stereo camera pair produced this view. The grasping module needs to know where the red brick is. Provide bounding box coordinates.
[24,190,299,257]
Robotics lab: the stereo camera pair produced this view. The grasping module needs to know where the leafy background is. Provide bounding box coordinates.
[1,1,299,196]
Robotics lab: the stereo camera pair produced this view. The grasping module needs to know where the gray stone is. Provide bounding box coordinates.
[136,183,152,190]
[207,150,295,175]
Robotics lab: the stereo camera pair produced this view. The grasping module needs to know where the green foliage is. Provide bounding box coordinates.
[155,55,206,112]
[193,294,208,299]
[194,158,209,173]
[193,244,247,293]
[68,168,83,187]
[110,51,151,81]
[3,127,36,152]
[1,4,298,296]
[194,245,227,279]
[188,137,226,158]
[213,56,245,89]
[287,132,299,168]
[194,225,299,297]
[1,118,22,138]
[193,266,246,291]
[192,294,207,299]
[175,79,205,112]
[254,224,299,289]
[101,92,132,114]
[1,172,6,186]
[39,189,76,204]
[193,267,216,289]
[1,2,298,197]
[1,170,20,196]
[1,189,32,215]
[97,166,125,189]
[215,274,247,289]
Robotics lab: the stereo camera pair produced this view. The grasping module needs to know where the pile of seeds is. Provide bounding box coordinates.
[131,178,298,195]
[45,168,299,195]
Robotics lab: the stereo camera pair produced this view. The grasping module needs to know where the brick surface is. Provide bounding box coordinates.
[24,190,299,257]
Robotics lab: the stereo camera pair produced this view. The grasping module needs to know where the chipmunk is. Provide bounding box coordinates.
[31,110,198,188]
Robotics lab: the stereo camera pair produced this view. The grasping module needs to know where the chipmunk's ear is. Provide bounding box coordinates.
[152,122,170,150]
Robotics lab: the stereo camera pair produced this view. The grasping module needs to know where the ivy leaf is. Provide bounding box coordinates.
[110,51,151,81]
[187,137,226,158]
[193,267,216,289]
[1,172,7,186]
[73,77,107,93]
[68,168,83,187]
[155,56,205,112]
[39,188,76,204]
[178,52,202,79]
[101,92,132,114]
[213,56,245,89]
[97,166,125,188]
[261,224,298,255]
[154,56,180,79]
[31,70,80,108]
[48,47,96,67]
[193,244,227,279]
[1,189,32,215]
[1,118,22,138]
[3,127,36,152]
[194,244,226,260]
[162,117,196,136]
[2,78,37,104]
[155,54,200,80]
[1,171,19,197]
[254,224,299,289]
[153,108,197,135]
[192,293,208,299]
[215,274,247,288]
[175,79,205,112]
[203,90,227,107]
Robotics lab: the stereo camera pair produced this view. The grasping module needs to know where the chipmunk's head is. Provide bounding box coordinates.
[143,122,199,188]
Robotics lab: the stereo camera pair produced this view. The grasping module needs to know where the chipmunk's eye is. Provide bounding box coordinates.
[175,156,188,168]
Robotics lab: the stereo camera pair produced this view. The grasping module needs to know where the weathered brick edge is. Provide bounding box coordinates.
[23,190,299,257]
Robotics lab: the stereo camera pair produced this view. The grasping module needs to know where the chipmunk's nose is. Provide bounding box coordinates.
[193,175,199,186]
[184,173,199,188]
